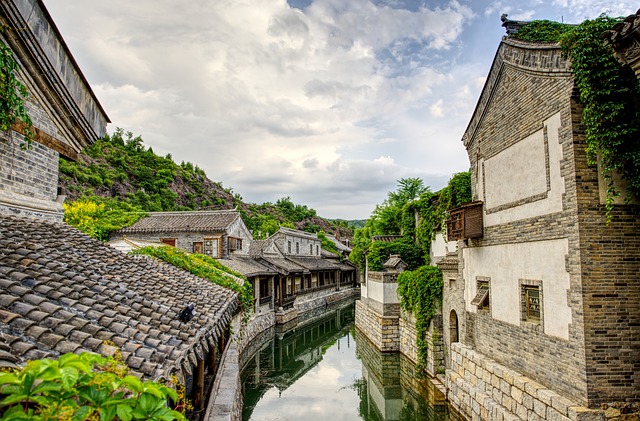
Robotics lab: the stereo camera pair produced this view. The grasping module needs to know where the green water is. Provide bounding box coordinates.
[241,301,461,421]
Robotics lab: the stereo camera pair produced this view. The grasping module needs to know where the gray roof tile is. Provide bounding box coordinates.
[0,214,239,381]
[116,210,240,234]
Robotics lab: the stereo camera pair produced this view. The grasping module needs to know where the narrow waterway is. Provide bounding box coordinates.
[241,301,462,421]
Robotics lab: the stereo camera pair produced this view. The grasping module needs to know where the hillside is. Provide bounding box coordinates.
[58,129,352,238]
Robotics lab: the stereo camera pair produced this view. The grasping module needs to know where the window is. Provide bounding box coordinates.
[288,241,292,253]
[316,245,319,255]
[193,242,203,254]
[161,238,176,247]
[204,238,220,258]
[310,244,313,255]
[228,237,242,251]
[296,242,299,254]
[471,277,490,310]
[520,280,543,325]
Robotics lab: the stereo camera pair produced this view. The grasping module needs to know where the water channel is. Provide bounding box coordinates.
[240,300,463,421]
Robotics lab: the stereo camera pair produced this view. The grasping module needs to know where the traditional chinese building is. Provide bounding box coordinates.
[442,20,640,420]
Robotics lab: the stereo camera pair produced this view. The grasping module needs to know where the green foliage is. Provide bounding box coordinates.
[397,265,443,367]
[560,16,640,213]
[511,20,572,43]
[0,40,33,147]
[349,173,471,271]
[60,128,226,212]
[316,231,338,255]
[63,198,146,241]
[131,246,253,321]
[366,237,424,272]
[274,197,317,221]
[513,16,640,214]
[0,352,185,420]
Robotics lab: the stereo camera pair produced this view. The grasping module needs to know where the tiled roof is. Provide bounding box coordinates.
[248,240,269,257]
[117,210,240,234]
[286,256,339,271]
[275,227,318,241]
[0,215,238,382]
[218,257,275,278]
[259,257,307,274]
[371,235,403,243]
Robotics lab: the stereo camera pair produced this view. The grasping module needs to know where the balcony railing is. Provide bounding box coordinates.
[446,201,484,241]
[259,296,272,306]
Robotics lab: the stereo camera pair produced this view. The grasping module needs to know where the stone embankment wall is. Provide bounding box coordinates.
[355,299,399,352]
[447,343,640,421]
[356,298,444,376]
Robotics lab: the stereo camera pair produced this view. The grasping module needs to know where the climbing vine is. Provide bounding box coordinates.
[397,265,443,368]
[0,39,33,147]
[513,16,640,214]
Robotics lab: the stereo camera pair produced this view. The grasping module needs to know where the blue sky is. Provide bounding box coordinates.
[45,0,636,219]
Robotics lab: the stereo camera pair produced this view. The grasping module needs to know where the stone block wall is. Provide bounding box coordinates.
[355,299,400,352]
[447,342,607,421]
[399,311,444,376]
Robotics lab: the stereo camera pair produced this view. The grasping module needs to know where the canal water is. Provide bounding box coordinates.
[241,300,462,421]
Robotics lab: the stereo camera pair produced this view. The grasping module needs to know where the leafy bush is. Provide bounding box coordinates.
[63,199,146,241]
[0,352,186,420]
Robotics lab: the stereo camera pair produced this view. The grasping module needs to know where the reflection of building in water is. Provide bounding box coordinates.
[241,302,355,417]
[354,329,454,421]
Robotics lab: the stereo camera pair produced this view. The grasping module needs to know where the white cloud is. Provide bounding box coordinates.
[47,0,632,219]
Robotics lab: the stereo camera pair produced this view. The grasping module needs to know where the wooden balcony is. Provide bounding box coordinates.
[446,201,484,241]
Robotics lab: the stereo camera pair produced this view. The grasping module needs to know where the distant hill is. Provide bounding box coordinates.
[58,129,350,238]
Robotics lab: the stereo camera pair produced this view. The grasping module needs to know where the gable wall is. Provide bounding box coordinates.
[460,39,591,404]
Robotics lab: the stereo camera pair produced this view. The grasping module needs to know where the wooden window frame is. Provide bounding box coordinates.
[520,279,543,329]
[471,277,491,311]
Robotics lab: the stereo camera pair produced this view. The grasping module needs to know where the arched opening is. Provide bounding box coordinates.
[450,309,459,343]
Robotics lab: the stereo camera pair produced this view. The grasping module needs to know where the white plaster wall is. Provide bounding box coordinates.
[431,231,457,260]
[367,280,399,305]
[479,112,564,226]
[462,238,571,339]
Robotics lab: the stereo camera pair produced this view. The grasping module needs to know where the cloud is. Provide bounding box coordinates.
[43,0,511,219]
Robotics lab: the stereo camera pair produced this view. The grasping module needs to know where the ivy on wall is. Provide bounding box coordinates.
[397,265,443,367]
[0,40,33,147]
[513,16,640,214]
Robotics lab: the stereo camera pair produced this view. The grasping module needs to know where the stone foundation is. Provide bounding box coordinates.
[355,299,399,352]
[446,342,613,421]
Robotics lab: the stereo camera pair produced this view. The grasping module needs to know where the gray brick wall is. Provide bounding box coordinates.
[457,37,640,408]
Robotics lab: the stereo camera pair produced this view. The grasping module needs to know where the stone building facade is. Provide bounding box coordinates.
[442,34,640,419]
[0,0,109,221]
[112,210,253,258]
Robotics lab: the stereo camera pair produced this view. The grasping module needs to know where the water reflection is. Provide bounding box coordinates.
[241,301,460,421]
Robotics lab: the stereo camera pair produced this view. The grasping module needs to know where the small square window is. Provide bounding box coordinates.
[471,278,490,310]
[521,282,542,324]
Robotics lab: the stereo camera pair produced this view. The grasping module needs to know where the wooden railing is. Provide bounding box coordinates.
[259,296,272,306]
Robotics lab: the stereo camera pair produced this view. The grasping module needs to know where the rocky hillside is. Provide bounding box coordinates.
[58,129,351,238]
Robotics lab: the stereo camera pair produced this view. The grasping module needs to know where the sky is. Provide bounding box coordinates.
[44,1,636,220]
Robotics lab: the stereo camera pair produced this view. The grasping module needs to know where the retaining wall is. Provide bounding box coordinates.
[446,342,618,421]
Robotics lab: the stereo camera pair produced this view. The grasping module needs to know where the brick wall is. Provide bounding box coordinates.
[457,36,640,408]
